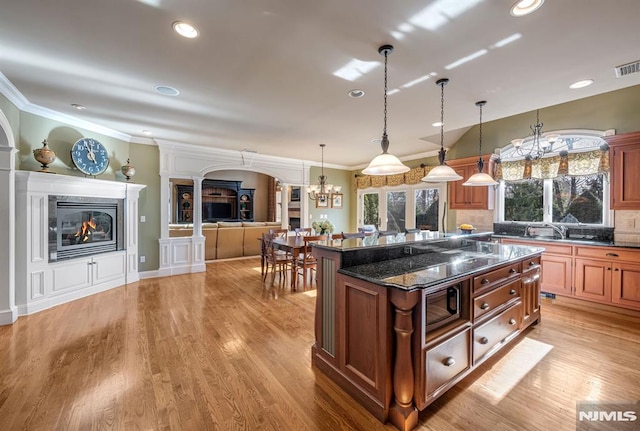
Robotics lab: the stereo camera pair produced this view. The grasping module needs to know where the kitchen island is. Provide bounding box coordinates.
[311,233,543,431]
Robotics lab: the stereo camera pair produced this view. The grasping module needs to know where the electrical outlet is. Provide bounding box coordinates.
[140,256,146,263]
[140,215,146,223]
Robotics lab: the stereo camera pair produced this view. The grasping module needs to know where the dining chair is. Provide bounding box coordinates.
[404,228,421,234]
[269,228,288,239]
[342,231,365,239]
[378,230,398,237]
[294,234,327,290]
[262,233,293,286]
[294,227,312,237]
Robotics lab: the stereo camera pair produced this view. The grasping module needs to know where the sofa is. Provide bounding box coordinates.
[169,221,283,260]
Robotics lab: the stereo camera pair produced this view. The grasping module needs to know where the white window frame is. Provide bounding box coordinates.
[357,183,447,231]
[496,174,613,227]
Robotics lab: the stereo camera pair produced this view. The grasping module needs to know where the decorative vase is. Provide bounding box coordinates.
[121,158,136,181]
[32,139,56,173]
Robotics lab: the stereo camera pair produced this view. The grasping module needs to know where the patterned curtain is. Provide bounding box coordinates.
[501,149,606,181]
[355,166,433,189]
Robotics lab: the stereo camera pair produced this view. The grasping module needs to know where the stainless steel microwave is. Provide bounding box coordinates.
[426,284,461,332]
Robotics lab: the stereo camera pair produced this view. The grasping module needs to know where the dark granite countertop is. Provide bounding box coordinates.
[337,240,543,292]
[492,234,640,249]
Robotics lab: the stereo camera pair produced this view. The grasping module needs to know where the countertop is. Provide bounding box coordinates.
[337,239,543,292]
[492,234,640,249]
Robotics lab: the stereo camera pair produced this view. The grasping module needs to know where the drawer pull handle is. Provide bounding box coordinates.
[481,278,490,285]
[479,337,489,345]
[480,302,490,310]
[529,261,536,266]
[614,268,619,272]
[509,268,517,274]
[443,357,456,367]
[607,267,611,271]
[509,289,517,295]
[605,253,619,257]
[509,318,517,325]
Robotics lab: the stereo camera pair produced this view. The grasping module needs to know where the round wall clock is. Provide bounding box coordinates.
[71,138,110,176]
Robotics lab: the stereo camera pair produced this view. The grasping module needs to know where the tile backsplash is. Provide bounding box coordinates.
[614,210,640,242]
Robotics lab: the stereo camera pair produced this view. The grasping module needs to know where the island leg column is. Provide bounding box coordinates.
[389,290,420,431]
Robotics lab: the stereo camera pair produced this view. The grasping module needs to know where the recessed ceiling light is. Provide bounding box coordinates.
[154,85,180,96]
[569,79,594,89]
[71,103,86,110]
[172,21,199,38]
[142,130,152,135]
[432,121,443,127]
[348,89,365,98]
[510,0,544,16]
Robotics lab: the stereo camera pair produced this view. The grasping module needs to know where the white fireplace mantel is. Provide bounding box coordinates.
[14,171,146,316]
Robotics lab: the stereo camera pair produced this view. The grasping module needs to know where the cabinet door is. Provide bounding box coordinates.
[574,258,611,303]
[448,163,491,210]
[92,252,126,285]
[521,266,541,329]
[608,134,640,209]
[448,166,469,209]
[540,254,573,296]
[51,259,92,294]
[611,262,640,310]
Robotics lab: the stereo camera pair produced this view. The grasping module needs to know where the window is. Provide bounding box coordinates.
[358,184,445,231]
[498,130,611,226]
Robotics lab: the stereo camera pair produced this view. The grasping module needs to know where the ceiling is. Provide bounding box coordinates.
[1,0,639,168]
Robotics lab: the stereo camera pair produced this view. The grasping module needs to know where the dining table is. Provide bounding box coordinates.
[261,235,337,289]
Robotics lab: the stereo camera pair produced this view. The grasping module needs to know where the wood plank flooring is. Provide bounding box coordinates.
[1,258,639,430]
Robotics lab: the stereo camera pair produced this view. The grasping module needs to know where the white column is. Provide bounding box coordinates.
[160,174,171,239]
[125,183,145,283]
[0,145,16,325]
[192,177,203,237]
[280,184,289,229]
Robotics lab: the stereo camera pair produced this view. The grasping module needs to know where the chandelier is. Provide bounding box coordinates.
[362,44,410,176]
[307,144,341,200]
[509,109,560,161]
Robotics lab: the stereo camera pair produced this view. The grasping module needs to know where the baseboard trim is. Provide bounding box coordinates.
[0,306,18,325]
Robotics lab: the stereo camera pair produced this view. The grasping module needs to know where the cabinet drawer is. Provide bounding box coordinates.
[574,246,640,263]
[473,279,520,321]
[473,302,522,365]
[521,256,541,273]
[473,262,520,293]
[425,328,471,397]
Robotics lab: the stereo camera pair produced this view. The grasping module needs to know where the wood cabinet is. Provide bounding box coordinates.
[574,245,640,310]
[605,131,640,210]
[501,238,573,296]
[447,155,494,210]
[176,180,255,223]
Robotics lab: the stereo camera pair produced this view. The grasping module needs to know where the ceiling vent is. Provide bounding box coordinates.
[614,60,640,78]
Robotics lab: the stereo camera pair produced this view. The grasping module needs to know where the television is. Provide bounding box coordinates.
[203,202,233,220]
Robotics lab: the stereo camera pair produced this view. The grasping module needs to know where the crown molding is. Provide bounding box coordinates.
[0,71,132,142]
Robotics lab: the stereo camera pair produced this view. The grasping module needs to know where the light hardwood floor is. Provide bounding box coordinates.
[1,258,639,430]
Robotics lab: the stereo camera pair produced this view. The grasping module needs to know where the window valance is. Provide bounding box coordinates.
[497,147,609,181]
[355,166,436,189]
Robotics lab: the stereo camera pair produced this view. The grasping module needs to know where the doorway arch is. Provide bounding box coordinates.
[0,108,17,324]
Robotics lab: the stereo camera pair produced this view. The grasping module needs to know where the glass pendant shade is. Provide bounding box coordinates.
[463,171,498,186]
[362,151,410,175]
[422,163,462,182]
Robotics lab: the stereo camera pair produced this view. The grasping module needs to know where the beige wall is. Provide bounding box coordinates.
[308,166,354,233]
[204,170,271,221]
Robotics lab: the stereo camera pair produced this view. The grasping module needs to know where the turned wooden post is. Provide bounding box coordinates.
[388,289,420,431]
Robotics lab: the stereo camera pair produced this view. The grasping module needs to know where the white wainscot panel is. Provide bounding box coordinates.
[172,242,191,265]
[52,259,92,293]
[30,270,45,299]
[93,253,126,284]
[30,194,46,262]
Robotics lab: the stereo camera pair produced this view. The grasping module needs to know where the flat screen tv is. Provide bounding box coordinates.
[203,202,233,220]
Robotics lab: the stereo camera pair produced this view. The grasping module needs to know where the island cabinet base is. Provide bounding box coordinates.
[312,246,542,431]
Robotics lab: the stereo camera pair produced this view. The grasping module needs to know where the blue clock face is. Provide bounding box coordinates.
[71,138,109,176]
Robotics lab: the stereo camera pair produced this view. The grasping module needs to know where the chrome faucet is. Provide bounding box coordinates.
[543,222,567,239]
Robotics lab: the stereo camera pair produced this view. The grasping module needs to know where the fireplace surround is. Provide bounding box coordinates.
[15,171,145,316]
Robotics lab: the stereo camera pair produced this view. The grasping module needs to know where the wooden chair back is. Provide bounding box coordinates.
[301,234,328,259]
[269,228,288,239]
[295,227,312,237]
[342,231,365,239]
[378,230,398,237]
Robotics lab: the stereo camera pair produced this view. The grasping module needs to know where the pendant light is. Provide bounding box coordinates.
[422,78,462,182]
[463,101,498,186]
[362,45,410,176]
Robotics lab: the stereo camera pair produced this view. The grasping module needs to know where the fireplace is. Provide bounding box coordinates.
[48,196,125,261]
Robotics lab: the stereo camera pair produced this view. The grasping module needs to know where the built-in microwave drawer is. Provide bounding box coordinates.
[473,278,520,321]
[473,262,520,293]
[473,302,522,365]
[425,328,471,398]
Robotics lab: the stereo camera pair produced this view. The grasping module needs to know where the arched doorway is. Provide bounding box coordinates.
[0,108,17,324]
